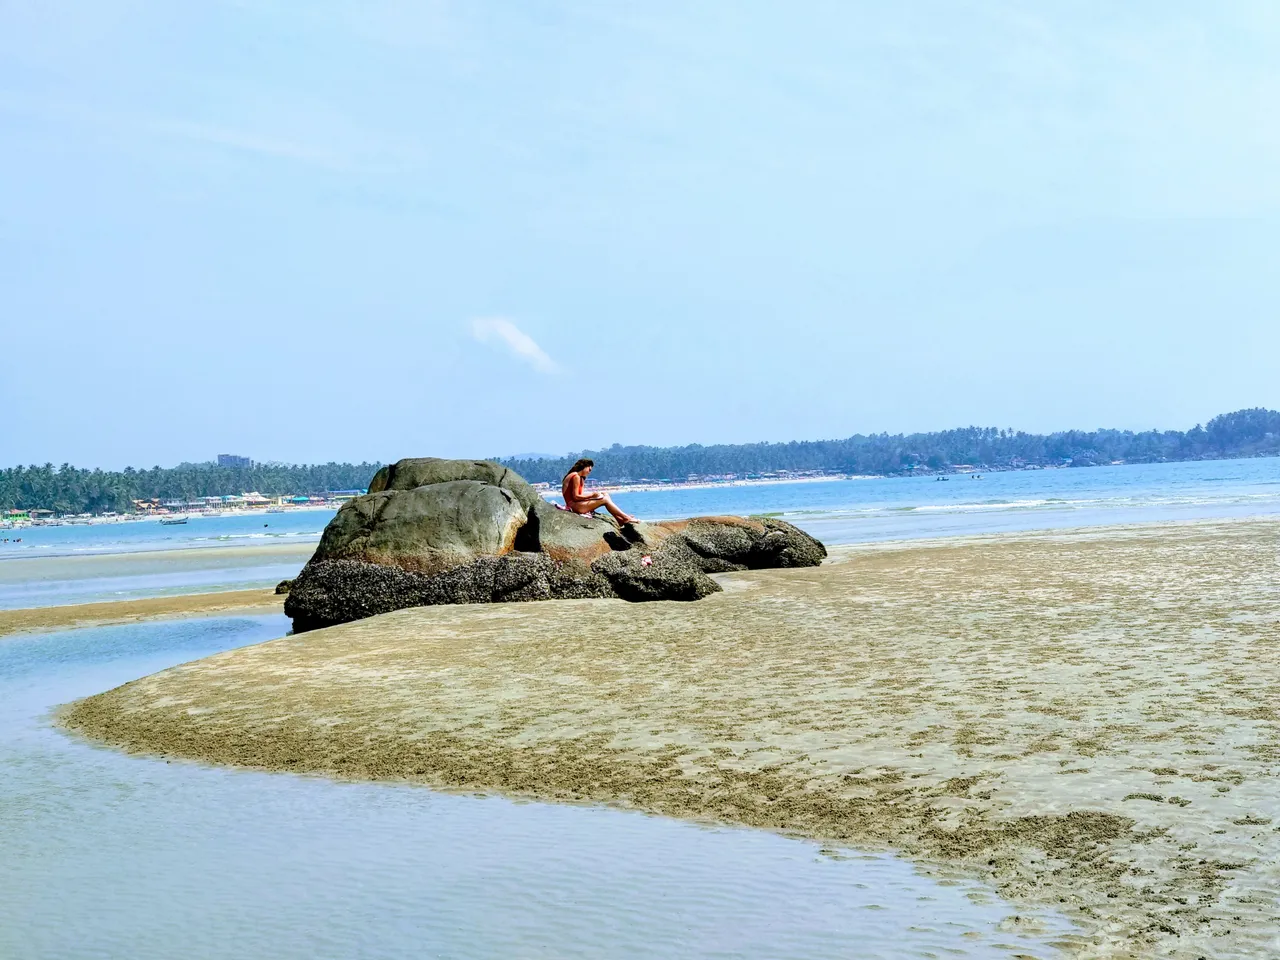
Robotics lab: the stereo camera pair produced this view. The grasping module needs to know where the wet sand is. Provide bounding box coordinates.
[0,542,311,617]
[0,543,314,585]
[62,519,1280,957]
[0,589,284,637]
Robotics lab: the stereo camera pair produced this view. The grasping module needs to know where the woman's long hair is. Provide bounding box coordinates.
[563,458,594,482]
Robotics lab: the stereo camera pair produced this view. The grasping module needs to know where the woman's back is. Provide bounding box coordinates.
[562,471,583,507]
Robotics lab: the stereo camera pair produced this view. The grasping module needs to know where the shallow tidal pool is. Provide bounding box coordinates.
[0,616,1070,959]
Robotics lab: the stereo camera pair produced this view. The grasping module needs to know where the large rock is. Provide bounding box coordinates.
[678,515,829,569]
[285,459,827,630]
[525,499,651,564]
[310,479,526,575]
[582,516,827,602]
[368,458,541,513]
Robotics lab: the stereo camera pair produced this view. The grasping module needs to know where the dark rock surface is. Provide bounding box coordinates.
[285,459,826,630]
[285,555,614,632]
[680,515,829,569]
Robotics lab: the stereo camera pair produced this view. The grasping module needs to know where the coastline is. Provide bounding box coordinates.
[60,516,1280,957]
[6,512,1255,627]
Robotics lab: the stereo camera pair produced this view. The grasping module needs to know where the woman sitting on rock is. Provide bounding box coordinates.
[561,458,639,525]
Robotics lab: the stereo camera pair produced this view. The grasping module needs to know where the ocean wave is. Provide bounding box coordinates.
[908,499,1064,512]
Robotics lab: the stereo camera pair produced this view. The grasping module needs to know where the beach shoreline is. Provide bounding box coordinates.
[0,542,315,616]
[0,589,284,638]
[58,516,1280,957]
[0,542,318,567]
[3,510,1268,628]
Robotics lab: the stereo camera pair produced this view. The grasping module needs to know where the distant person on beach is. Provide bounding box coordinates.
[561,458,639,525]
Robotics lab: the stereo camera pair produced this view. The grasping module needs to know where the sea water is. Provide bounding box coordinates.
[0,511,329,608]
[608,456,1280,540]
[0,509,331,558]
[0,616,1071,959]
[2,457,1277,608]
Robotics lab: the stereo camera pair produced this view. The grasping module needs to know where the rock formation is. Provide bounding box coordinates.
[285,458,826,631]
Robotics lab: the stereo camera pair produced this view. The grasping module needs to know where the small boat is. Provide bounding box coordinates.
[266,508,285,514]
[160,517,188,525]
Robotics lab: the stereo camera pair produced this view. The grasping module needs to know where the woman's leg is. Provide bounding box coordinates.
[571,493,638,524]
[597,493,638,524]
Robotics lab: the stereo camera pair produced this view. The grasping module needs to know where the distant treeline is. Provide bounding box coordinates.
[0,462,381,516]
[3,408,1278,514]
[498,407,1280,484]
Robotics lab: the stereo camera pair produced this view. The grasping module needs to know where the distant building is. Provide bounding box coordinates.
[326,489,366,504]
[217,454,253,469]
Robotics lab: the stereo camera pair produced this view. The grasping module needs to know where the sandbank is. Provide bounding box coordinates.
[0,543,316,580]
[61,518,1280,957]
[0,589,284,638]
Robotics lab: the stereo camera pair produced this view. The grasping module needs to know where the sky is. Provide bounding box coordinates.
[3,1,1279,469]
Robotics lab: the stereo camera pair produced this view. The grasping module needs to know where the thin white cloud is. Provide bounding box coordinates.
[469,317,559,374]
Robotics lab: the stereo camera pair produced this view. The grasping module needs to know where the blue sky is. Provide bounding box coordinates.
[3,2,1279,468]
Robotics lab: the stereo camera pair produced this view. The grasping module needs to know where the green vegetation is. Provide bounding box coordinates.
[500,407,1280,484]
[0,462,379,515]
[3,408,1278,514]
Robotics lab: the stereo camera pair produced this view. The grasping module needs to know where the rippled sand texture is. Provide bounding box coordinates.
[64,519,1280,958]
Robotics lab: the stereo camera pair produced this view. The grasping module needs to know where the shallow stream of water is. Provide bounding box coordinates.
[0,615,1072,959]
